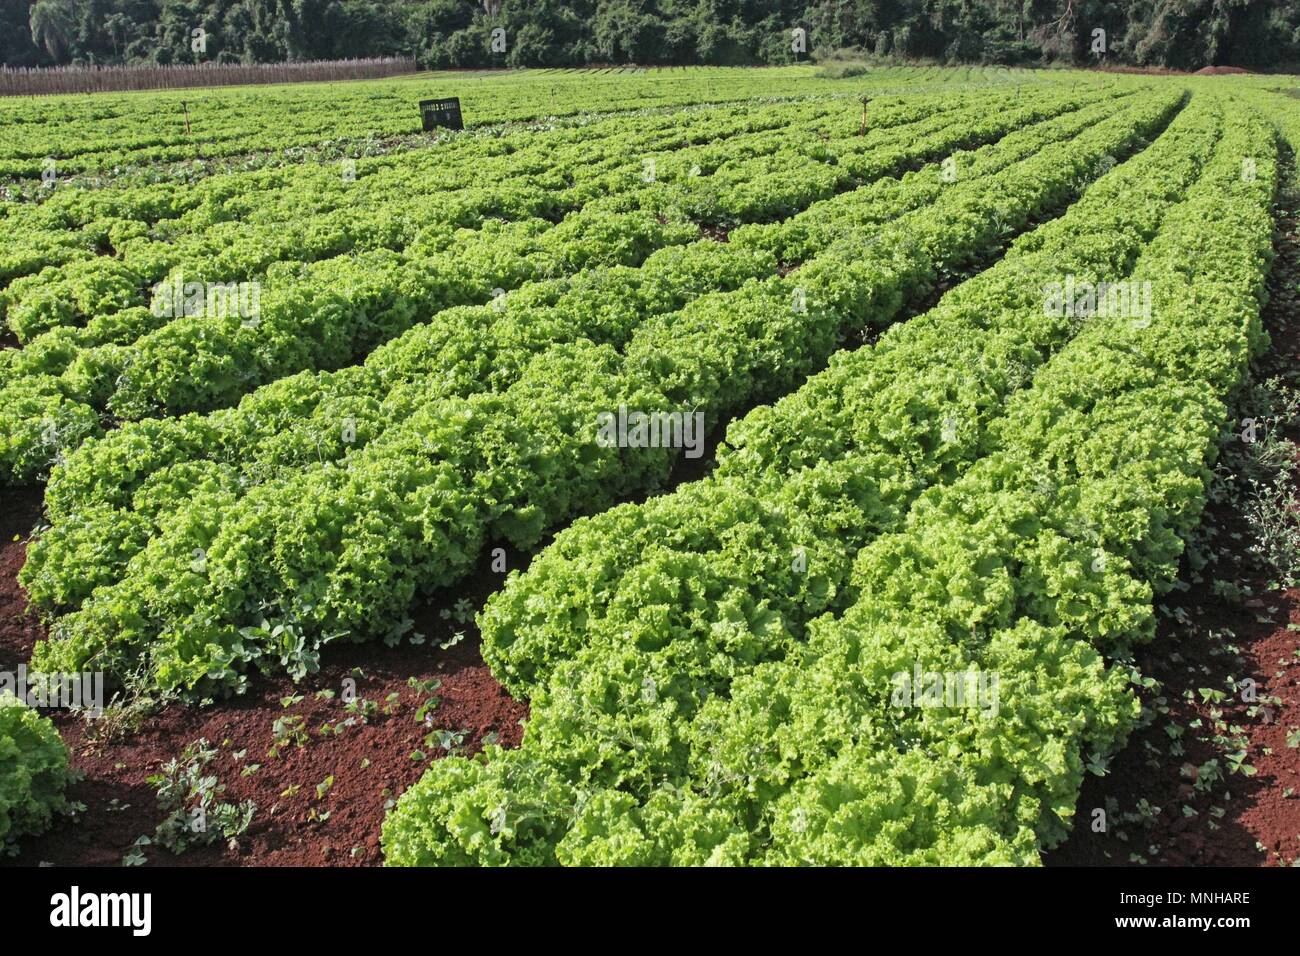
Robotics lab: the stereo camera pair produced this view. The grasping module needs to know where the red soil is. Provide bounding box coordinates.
[0,492,528,867]
[1044,577,1300,866]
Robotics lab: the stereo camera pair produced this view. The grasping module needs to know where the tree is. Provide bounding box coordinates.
[29,0,77,61]
[103,12,133,59]
[509,22,556,65]
[592,0,665,62]
[4,0,1298,70]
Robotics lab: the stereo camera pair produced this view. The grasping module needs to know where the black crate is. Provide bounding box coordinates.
[420,97,464,132]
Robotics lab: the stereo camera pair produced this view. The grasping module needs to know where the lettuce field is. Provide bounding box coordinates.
[3,64,1300,872]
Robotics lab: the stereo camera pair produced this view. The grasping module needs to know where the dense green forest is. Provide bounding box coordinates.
[4,0,1299,72]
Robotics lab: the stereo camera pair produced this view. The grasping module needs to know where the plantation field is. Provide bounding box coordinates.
[3,64,1300,870]
[0,64,1029,185]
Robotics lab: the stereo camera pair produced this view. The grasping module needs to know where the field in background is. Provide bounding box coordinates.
[0,64,1040,185]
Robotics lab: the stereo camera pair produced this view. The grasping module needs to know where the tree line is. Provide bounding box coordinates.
[6,1,1300,72]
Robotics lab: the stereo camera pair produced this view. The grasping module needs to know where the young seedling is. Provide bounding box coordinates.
[144,739,255,858]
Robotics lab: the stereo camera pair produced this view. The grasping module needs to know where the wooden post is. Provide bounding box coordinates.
[181,100,191,135]
[859,97,870,135]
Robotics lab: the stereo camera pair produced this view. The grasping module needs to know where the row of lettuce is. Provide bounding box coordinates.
[380,91,1279,865]
[0,85,1089,484]
[21,86,1179,700]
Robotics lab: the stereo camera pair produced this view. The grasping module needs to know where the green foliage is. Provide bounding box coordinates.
[144,737,255,857]
[5,1,1298,70]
